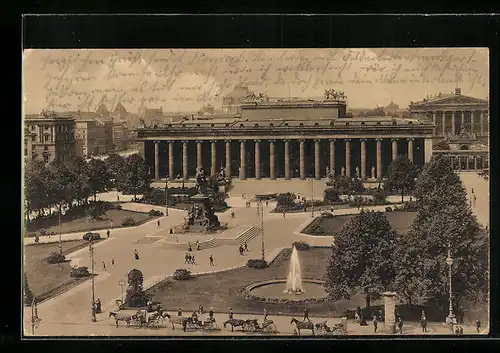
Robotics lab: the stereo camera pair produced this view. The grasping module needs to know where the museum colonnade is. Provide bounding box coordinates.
[147,137,428,181]
[431,110,489,136]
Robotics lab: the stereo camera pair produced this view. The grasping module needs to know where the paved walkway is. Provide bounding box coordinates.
[459,172,489,227]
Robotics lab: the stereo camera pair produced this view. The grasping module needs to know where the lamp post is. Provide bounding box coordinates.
[445,242,456,326]
[30,298,40,335]
[164,179,169,216]
[89,238,96,322]
[58,206,62,255]
[310,175,315,217]
[260,201,265,262]
[118,278,126,304]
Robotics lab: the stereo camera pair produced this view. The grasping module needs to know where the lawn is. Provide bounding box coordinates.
[26,209,157,235]
[147,247,382,318]
[302,211,417,236]
[24,240,100,303]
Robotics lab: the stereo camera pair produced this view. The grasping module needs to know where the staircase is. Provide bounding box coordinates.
[155,237,221,251]
[219,226,262,246]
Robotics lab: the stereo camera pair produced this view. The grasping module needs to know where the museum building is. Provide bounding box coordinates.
[136,93,435,182]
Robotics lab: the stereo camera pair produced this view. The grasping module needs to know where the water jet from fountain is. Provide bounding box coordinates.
[284,246,303,294]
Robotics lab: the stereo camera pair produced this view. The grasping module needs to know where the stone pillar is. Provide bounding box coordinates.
[432,111,436,136]
[442,111,446,136]
[452,111,456,135]
[345,139,351,178]
[225,140,231,179]
[254,139,261,180]
[376,139,382,180]
[382,292,397,334]
[424,138,433,163]
[407,138,414,163]
[474,156,478,170]
[329,139,335,178]
[458,156,462,171]
[269,140,276,180]
[196,140,202,171]
[480,111,484,135]
[168,141,174,181]
[391,138,398,161]
[299,140,305,180]
[154,141,160,180]
[314,139,320,180]
[284,140,290,180]
[461,111,465,127]
[239,140,246,180]
[182,141,188,180]
[471,111,475,133]
[210,141,217,177]
[360,139,367,179]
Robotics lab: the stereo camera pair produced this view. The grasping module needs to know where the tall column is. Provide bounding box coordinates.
[345,139,351,178]
[376,139,382,180]
[154,141,160,180]
[474,156,478,170]
[225,140,231,179]
[461,111,465,127]
[314,139,320,180]
[254,139,261,180]
[239,140,246,180]
[424,138,433,163]
[299,140,305,180]
[360,139,367,179]
[329,139,335,178]
[450,156,455,170]
[432,111,437,136]
[196,140,202,171]
[182,141,188,180]
[284,140,290,180]
[442,111,446,136]
[210,141,217,177]
[452,111,456,135]
[168,141,174,181]
[269,140,276,180]
[480,111,484,135]
[407,138,414,163]
[392,138,398,161]
[471,112,475,134]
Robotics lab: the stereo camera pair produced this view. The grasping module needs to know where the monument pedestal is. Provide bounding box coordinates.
[382,291,397,334]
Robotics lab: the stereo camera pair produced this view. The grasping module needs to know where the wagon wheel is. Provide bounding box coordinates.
[206,320,217,330]
[264,323,277,333]
[247,323,257,332]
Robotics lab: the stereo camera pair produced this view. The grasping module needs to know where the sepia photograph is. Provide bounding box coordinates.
[22,48,490,337]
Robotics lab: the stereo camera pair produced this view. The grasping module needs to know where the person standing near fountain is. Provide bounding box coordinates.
[303,308,310,322]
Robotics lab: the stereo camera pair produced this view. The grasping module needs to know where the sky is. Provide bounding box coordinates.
[22,48,489,115]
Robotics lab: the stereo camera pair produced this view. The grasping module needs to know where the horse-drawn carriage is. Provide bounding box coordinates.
[109,309,164,328]
[313,321,344,336]
[242,319,278,334]
[185,315,217,331]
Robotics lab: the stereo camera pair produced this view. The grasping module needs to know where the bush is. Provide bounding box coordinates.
[125,269,150,307]
[46,252,66,264]
[70,266,91,278]
[38,228,48,236]
[396,200,418,212]
[292,241,310,251]
[148,209,163,217]
[323,188,340,204]
[173,268,192,280]
[385,206,393,212]
[85,202,107,220]
[372,190,387,205]
[122,217,136,227]
[83,232,101,241]
[24,273,33,305]
[115,204,123,210]
[247,259,269,268]
[276,193,297,209]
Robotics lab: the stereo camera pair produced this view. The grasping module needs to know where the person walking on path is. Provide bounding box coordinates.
[264,308,269,322]
[265,200,268,208]
[397,317,403,334]
[157,220,160,227]
[282,210,286,218]
[209,307,214,320]
[476,319,481,333]
[177,308,182,317]
[111,258,115,266]
[185,253,189,264]
[420,315,427,333]
[230,210,235,219]
[102,261,106,270]
[244,242,248,251]
[303,308,310,322]
[229,308,234,320]
[106,230,110,238]
[134,249,139,260]
[373,315,378,333]
[169,228,173,234]
[191,254,196,264]
[209,255,214,266]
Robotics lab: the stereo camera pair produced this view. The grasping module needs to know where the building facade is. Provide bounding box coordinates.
[75,118,109,158]
[24,127,36,162]
[137,96,434,181]
[24,111,76,163]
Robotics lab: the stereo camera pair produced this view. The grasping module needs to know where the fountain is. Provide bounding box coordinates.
[285,246,303,294]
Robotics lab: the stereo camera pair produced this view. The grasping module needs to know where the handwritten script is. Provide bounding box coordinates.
[31,48,487,112]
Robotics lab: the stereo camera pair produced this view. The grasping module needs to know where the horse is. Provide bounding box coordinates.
[109,311,135,328]
[162,313,188,331]
[223,318,247,332]
[290,318,315,335]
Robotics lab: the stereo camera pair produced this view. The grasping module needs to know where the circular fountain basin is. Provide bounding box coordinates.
[244,279,327,303]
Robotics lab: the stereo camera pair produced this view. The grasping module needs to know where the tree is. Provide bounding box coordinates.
[24,272,34,305]
[87,158,111,201]
[323,188,340,204]
[116,154,150,200]
[125,269,149,307]
[25,160,51,221]
[384,155,419,203]
[324,211,397,309]
[105,153,125,188]
[85,201,107,220]
[67,157,92,206]
[332,175,364,195]
[276,192,296,208]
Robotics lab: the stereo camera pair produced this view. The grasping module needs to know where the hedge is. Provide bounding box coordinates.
[46,252,66,264]
[292,241,311,251]
[247,259,269,268]
[122,217,136,226]
[70,266,91,278]
[173,268,192,280]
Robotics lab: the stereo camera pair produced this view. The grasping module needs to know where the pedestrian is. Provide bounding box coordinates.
[106,229,110,238]
[177,308,182,317]
[188,242,192,252]
[209,255,214,266]
[197,243,201,251]
[265,200,268,208]
[293,328,298,336]
[102,261,106,270]
[198,304,204,314]
[373,315,378,333]
[134,249,139,260]
[397,317,403,334]
[420,315,427,333]
[117,195,120,202]
[169,228,173,234]
[35,235,39,243]
[472,188,474,194]
[209,307,214,319]
[229,308,234,320]
[191,254,196,264]
[459,326,464,335]
[111,258,115,265]
[473,195,476,207]
[264,308,268,322]
[231,211,235,219]
[476,319,481,333]
[187,253,192,264]
[157,220,160,227]
[185,253,189,264]
[244,242,248,251]
[469,199,472,208]
[282,210,286,218]
[303,308,310,322]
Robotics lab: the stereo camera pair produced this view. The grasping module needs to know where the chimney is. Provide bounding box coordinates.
[455,88,461,95]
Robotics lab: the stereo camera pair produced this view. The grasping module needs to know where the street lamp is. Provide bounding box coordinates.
[259,200,265,262]
[164,179,169,216]
[30,298,40,335]
[309,175,315,217]
[445,242,456,326]
[118,278,126,304]
[58,206,63,255]
[89,238,96,322]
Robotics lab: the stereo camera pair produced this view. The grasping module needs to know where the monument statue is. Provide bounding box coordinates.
[355,166,360,178]
[195,166,208,194]
[325,166,330,179]
[371,166,376,179]
[341,166,345,176]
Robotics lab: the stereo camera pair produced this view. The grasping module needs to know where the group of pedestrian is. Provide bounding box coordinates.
[185,253,196,264]
[238,242,248,255]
